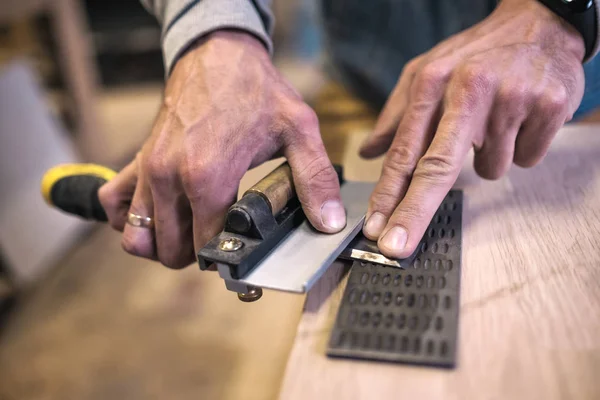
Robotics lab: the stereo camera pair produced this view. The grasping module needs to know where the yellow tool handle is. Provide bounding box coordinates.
[41,164,117,221]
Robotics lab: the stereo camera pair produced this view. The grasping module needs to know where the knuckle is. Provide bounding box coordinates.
[292,104,319,132]
[404,57,422,74]
[498,83,528,107]
[180,146,241,204]
[383,145,419,180]
[401,57,423,79]
[369,186,401,214]
[457,63,495,95]
[540,86,569,115]
[281,104,320,145]
[180,161,213,196]
[396,203,424,222]
[145,156,178,187]
[414,154,458,182]
[416,62,450,91]
[98,184,117,212]
[296,155,338,189]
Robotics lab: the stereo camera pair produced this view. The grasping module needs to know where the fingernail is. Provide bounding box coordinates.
[364,212,386,239]
[380,226,408,254]
[321,201,346,231]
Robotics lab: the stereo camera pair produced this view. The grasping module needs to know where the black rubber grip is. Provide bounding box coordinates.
[327,190,463,368]
[50,175,108,221]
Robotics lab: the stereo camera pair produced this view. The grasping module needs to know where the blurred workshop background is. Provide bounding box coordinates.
[0,0,379,399]
[4,2,597,399]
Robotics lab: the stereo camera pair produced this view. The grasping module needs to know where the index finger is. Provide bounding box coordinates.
[377,78,490,258]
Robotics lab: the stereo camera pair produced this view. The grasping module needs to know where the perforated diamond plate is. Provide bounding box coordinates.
[327,191,463,368]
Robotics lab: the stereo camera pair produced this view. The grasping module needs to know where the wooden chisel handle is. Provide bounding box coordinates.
[244,162,344,216]
[244,162,295,216]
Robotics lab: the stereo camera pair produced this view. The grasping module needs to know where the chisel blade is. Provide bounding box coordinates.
[236,182,374,293]
[234,182,415,293]
[338,233,418,269]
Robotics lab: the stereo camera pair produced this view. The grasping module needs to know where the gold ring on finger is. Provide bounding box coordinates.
[127,212,154,229]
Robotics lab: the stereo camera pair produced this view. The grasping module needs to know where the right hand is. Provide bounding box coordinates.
[98,31,346,269]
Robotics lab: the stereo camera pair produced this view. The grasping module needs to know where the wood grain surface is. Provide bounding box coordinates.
[280,125,600,400]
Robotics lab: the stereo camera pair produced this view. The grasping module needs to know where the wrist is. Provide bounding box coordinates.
[190,29,270,55]
[172,29,270,74]
[504,0,587,61]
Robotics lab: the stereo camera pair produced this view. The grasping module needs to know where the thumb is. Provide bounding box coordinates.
[284,110,346,233]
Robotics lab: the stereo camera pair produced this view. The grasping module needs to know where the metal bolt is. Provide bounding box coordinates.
[219,237,244,252]
[237,286,263,302]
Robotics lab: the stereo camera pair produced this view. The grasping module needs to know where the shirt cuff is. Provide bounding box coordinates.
[162,0,273,75]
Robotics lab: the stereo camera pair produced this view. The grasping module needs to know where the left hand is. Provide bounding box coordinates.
[360,0,586,258]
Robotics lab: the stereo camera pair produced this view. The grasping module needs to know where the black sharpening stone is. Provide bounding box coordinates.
[327,190,463,368]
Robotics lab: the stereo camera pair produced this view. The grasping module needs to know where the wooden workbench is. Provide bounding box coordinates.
[279,125,600,400]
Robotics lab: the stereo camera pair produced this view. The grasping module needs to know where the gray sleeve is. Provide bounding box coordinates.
[140,0,274,74]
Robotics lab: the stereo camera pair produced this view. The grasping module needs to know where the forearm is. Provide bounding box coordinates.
[140,0,274,74]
